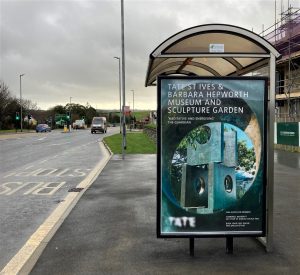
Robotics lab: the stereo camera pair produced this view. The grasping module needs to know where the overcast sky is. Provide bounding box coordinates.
[0,0,298,110]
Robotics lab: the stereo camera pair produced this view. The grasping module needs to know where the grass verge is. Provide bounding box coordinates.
[103,132,156,154]
[0,129,18,134]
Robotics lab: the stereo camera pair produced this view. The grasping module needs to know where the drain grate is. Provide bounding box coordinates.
[68,187,84,192]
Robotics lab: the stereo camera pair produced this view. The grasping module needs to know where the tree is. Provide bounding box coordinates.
[51,105,66,114]
[237,140,255,172]
[108,112,113,123]
[84,105,98,125]
[0,81,21,129]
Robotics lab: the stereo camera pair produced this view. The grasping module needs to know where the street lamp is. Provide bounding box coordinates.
[19,74,25,132]
[131,89,135,130]
[114,56,122,134]
[69,97,72,131]
[131,89,134,116]
[120,0,126,159]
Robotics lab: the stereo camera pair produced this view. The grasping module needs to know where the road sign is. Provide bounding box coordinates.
[124,106,131,116]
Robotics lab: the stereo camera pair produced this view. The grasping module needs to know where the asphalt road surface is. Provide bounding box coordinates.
[0,127,118,270]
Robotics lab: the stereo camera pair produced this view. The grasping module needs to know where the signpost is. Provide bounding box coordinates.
[157,76,267,243]
[55,114,68,128]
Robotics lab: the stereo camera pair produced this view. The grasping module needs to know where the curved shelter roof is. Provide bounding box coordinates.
[145,24,280,86]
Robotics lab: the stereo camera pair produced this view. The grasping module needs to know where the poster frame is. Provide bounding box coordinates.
[157,75,268,238]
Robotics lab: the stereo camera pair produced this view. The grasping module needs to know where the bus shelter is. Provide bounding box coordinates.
[145,24,280,252]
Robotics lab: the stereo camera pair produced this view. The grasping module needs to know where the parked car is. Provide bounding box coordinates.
[36,124,51,132]
[91,117,107,134]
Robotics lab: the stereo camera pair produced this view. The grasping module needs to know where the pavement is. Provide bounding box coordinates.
[11,150,300,274]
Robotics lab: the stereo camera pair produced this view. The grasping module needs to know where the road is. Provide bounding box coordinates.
[0,127,118,270]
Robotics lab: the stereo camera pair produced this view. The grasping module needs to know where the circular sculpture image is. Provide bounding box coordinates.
[171,122,257,214]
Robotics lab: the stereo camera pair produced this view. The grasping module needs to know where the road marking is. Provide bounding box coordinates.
[0,142,111,275]
[2,168,89,181]
[48,142,71,146]
[0,181,71,196]
[37,137,46,141]
[55,168,69,177]
[23,182,48,195]
[3,173,16,179]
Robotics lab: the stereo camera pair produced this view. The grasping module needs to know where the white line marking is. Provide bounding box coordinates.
[3,173,16,179]
[37,137,46,141]
[48,142,71,146]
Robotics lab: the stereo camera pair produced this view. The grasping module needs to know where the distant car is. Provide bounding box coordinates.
[36,124,51,132]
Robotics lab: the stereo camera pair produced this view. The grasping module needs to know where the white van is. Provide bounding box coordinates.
[91,117,107,134]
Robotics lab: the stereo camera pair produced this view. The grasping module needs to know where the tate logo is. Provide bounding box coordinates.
[168,217,196,228]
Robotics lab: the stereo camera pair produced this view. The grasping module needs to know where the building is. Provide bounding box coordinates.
[263,7,300,122]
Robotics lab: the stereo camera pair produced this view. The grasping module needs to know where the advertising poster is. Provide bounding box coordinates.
[158,76,267,237]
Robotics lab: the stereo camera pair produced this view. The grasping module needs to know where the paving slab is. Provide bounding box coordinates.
[30,151,300,275]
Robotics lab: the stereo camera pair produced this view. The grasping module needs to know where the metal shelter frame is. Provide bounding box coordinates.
[145,24,280,252]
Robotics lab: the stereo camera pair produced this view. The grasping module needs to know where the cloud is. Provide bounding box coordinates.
[1,0,297,110]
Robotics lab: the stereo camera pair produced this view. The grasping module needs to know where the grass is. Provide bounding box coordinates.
[103,132,156,154]
[0,129,36,134]
[144,123,156,129]
[132,111,151,121]
[109,110,151,121]
[0,129,17,134]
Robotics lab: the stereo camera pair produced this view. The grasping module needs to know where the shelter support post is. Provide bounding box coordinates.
[258,53,276,252]
[226,237,233,254]
[189,238,194,256]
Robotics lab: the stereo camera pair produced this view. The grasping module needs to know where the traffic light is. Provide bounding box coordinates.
[28,114,32,120]
[15,112,20,120]
[66,112,70,120]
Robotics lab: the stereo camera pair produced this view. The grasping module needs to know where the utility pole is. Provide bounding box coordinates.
[131,89,134,116]
[114,56,122,134]
[69,97,72,131]
[19,74,25,132]
[131,89,135,130]
[121,0,126,159]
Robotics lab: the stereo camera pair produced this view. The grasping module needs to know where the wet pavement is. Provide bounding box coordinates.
[274,149,300,169]
[30,150,300,275]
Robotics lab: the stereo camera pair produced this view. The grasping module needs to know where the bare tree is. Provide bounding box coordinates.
[0,80,38,129]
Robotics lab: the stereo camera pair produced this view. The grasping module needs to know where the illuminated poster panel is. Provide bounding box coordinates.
[157,76,267,237]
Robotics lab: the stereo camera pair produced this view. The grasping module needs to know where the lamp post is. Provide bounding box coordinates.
[131,89,135,130]
[131,89,134,116]
[69,97,72,131]
[114,56,122,134]
[19,74,25,132]
[121,0,126,159]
